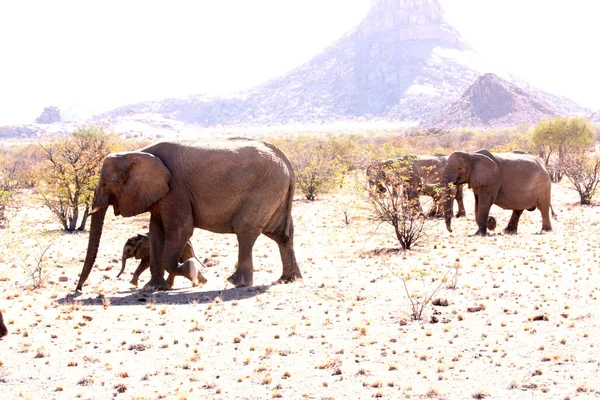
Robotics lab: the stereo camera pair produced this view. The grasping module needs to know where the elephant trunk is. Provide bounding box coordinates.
[441,177,455,233]
[117,254,127,278]
[76,207,107,291]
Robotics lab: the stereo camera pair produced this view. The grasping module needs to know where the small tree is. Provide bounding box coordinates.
[38,126,122,231]
[532,116,595,182]
[563,151,600,205]
[285,137,346,201]
[0,148,25,227]
[0,180,13,227]
[366,157,425,250]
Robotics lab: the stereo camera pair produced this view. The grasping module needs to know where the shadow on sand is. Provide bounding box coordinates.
[58,284,271,307]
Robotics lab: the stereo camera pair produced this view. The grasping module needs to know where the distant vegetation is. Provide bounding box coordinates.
[0,119,598,240]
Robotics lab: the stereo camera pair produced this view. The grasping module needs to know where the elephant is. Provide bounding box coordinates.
[366,155,466,218]
[117,233,206,288]
[441,149,553,236]
[0,310,7,338]
[76,137,302,292]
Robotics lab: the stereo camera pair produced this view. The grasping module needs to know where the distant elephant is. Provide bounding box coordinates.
[117,233,206,288]
[0,310,7,338]
[366,155,466,218]
[76,138,302,292]
[441,149,553,236]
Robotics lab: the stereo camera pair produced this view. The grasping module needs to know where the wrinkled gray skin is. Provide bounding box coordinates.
[366,155,466,218]
[118,233,205,288]
[76,138,302,292]
[442,149,553,236]
[0,310,7,338]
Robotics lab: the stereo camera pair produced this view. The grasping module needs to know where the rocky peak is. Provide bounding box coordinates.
[359,0,470,50]
[422,73,558,129]
[35,106,62,124]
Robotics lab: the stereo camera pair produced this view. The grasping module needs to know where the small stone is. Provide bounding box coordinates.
[432,298,449,306]
[58,276,69,282]
[467,306,483,313]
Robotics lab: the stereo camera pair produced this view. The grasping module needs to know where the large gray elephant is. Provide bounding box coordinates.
[117,233,204,288]
[442,149,553,236]
[366,155,466,218]
[0,310,7,338]
[76,137,302,292]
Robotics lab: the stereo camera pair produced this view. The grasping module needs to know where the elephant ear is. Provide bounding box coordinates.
[470,153,501,189]
[135,235,151,259]
[118,153,172,217]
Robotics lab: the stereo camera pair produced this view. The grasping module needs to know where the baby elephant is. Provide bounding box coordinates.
[118,233,206,288]
[0,310,7,338]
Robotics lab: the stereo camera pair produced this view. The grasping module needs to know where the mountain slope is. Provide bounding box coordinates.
[91,0,585,128]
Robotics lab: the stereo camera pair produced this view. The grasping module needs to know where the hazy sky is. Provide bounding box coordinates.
[0,0,598,125]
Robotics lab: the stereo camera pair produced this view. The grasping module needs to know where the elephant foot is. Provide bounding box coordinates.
[471,229,488,237]
[180,259,204,287]
[486,216,497,231]
[227,269,253,287]
[275,272,302,285]
[456,211,466,218]
[142,278,171,292]
[503,226,518,235]
[129,279,139,288]
[541,226,552,232]
[197,271,208,286]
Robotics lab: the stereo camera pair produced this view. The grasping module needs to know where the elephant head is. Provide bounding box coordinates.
[117,233,150,278]
[441,150,500,232]
[76,152,171,291]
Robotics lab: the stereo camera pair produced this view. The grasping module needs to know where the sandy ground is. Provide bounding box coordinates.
[1,178,600,400]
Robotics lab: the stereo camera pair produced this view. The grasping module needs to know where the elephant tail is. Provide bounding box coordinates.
[551,204,557,220]
[188,240,207,269]
[284,173,295,239]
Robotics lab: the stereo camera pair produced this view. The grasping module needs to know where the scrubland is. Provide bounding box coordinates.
[1,127,600,399]
[1,170,600,399]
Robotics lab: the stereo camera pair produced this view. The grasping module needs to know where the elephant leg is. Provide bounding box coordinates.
[409,188,423,214]
[504,210,524,234]
[473,193,494,236]
[455,184,466,218]
[266,219,302,284]
[130,258,150,287]
[162,227,194,287]
[169,259,206,287]
[540,205,552,232]
[144,215,170,291]
[425,197,438,218]
[227,229,260,287]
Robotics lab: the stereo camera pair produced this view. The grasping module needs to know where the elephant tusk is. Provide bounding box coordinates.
[90,206,104,215]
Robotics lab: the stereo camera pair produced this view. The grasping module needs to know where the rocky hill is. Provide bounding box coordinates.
[421,73,558,129]
[93,0,586,128]
[589,110,600,123]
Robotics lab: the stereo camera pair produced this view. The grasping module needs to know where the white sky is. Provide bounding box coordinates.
[0,0,598,125]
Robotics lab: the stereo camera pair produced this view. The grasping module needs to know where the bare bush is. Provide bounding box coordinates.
[387,263,451,321]
[562,151,600,205]
[365,158,425,250]
[20,234,58,289]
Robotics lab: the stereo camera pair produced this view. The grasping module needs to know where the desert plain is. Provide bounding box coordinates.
[1,176,599,400]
